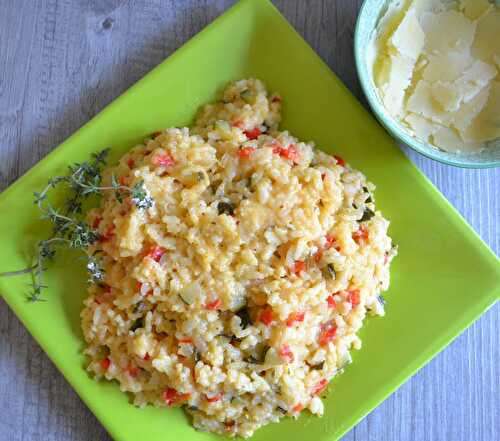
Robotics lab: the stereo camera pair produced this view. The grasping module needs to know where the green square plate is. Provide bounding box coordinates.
[0,0,499,440]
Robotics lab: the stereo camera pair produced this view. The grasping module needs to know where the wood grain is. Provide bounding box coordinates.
[0,1,498,440]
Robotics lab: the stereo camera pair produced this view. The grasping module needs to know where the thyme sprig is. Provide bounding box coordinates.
[0,148,154,301]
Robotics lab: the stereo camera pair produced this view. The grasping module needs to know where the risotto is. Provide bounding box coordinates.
[81,78,397,438]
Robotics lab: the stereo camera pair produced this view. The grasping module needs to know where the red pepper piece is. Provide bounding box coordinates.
[319,322,337,347]
[92,216,102,229]
[206,393,223,403]
[293,260,306,275]
[205,298,222,310]
[279,344,294,363]
[312,379,328,395]
[352,225,369,244]
[244,127,261,140]
[163,388,190,406]
[259,306,274,326]
[326,295,336,309]
[347,289,360,307]
[286,311,305,327]
[237,147,255,158]
[152,153,175,167]
[333,155,345,167]
[178,338,193,344]
[100,358,110,371]
[127,363,139,377]
[148,246,166,263]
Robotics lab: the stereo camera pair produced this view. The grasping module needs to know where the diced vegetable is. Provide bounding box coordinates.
[281,144,300,163]
[139,282,153,297]
[362,186,373,202]
[127,158,135,168]
[206,393,223,403]
[259,306,274,326]
[100,358,110,371]
[292,260,306,275]
[205,298,222,310]
[347,289,360,307]
[326,295,336,309]
[286,311,305,327]
[231,119,244,128]
[246,345,270,364]
[360,208,375,222]
[272,144,300,163]
[163,388,190,406]
[130,317,144,332]
[308,360,325,370]
[143,353,151,361]
[319,322,337,347]
[324,234,335,249]
[279,345,294,363]
[92,216,102,229]
[127,363,139,377]
[152,153,175,167]
[148,245,166,262]
[178,337,193,344]
[244,127,261,140]
[217,201,235,215]
[99,225,115,243]
[322,263,336,279]
[333,155,345,167]
[237,146,255,158]
[235,307,251,329]
[132,301,146,314]
[352,225,369,244]
[312,379,328,395]
[292,403,303,413]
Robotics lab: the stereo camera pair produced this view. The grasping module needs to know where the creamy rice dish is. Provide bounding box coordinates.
[81,79,397,437]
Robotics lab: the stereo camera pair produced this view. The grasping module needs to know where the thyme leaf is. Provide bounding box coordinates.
[0,147,155,301]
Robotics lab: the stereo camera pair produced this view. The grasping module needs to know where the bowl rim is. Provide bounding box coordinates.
[353,0,500,169]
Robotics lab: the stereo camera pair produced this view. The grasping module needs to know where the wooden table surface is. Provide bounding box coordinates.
[0,1,498,440]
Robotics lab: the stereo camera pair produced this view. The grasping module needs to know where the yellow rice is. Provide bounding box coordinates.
[81,78,397,438]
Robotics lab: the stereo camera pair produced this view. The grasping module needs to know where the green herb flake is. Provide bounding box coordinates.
[235,307,252,329]
[130,317,144,332]
[218,201,235,216]
[322,263,336,279]
[360,208,375,222]
[308,361,325,370]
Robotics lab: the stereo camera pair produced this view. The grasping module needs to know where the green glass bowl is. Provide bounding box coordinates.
[354,0,500,168]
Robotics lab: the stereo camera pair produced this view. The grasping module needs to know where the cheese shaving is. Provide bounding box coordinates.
[371,0,500,153]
